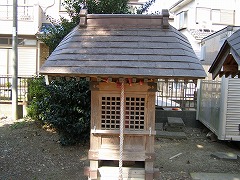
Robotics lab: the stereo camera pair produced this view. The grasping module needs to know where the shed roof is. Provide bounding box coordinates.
[209,29,240,79]
[40,10,206,80]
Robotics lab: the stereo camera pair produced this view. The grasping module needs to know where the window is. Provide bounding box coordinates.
[196,7,211,25]
[0,0,12,5]
[212,9,234,25]
[197,7,235,26]
[212,9,221,23]
[101,96,145,130]
[177,11,188,30]
[0,37,36,46]
[0,38,8,44]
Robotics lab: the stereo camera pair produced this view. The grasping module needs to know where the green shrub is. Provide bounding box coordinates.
[27,76,49,123]
[27,77,91,145]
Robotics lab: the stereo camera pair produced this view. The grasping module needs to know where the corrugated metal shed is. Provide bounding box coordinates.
[209,29,240,79]
[40,10,206,80]
[197,78,240,141]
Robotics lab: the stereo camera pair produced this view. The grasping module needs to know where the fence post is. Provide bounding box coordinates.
[196,80,202,120]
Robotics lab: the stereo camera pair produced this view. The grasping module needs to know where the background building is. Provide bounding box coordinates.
[169,0,240,60]
[0,0,149,77]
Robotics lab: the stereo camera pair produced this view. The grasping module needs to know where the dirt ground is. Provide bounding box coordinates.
[0,118,240,180]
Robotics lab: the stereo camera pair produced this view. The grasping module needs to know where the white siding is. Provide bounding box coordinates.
[0,47,37,76]
[225,78,240,140]
[0,49,9,75]
[18,48,37,76]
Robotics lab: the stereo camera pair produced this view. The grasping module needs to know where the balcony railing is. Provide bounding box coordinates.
[0,5,34,21]
[0,75,31,102]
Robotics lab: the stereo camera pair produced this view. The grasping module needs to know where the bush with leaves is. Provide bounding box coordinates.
[27,77,91,145]
[41,0,130,53]
[27,76,49,122]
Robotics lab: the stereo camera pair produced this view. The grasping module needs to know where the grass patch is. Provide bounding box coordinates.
[10,118,34,129]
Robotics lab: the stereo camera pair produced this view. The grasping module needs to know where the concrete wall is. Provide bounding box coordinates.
[155,108,201,128]
[1,103,200,128]
[0,103,24,119]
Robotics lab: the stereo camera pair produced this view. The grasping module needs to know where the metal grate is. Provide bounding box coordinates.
[101,96,145,130]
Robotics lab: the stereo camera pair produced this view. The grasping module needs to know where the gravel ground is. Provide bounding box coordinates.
[155,127,240,179]
[0,118,240,180]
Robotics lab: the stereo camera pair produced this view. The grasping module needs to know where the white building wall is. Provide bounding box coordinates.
[169,0,240,63]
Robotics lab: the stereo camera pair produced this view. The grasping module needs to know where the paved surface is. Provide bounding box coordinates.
[190,172,240,180]
[156,131,187,139]
[211,152,239,160]
[167,117,185,127]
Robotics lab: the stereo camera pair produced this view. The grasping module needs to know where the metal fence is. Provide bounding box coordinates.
[0,75,31,102]
[156,79,197,110]
[0,76,198,109]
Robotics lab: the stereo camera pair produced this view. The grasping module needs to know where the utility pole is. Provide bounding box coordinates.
[12,0,18,120]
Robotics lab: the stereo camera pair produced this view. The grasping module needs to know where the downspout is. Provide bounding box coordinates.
[43,0,55,14]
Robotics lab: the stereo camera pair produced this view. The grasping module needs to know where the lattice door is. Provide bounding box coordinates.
[101,95,145,131]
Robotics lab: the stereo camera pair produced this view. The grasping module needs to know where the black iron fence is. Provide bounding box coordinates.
[0,75,31,102]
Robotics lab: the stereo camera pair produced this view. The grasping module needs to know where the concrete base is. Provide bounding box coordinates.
[0,103,24,119]
[190,172,240,180]
[156,131,187,139]
[211,152,239,161]
[155,109,201,128]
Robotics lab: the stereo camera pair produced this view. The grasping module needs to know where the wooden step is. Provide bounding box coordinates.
[98,166,145,180]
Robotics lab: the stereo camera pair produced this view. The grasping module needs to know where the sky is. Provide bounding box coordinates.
[147,0,178,13]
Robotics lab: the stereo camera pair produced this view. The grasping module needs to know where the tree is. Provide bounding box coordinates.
[40,0,130,53]
[136,0,156,14]
[40,0,156,53]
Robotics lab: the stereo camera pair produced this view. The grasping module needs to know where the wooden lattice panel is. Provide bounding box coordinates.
[101,96,121,130]
[125,97,145,130]
[101,96,145,130]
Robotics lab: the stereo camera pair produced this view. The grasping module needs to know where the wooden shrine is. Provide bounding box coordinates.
[88,80,157,179]
[40,9,206,180]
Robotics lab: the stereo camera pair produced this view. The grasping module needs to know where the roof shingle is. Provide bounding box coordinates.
[40,10,206,80]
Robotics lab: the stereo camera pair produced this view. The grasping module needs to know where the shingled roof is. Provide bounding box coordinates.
[209,29,240,79]
[40,9,206,80]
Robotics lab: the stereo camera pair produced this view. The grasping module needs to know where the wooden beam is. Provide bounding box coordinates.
[219,71,225,78]
[91,129,156,135]
[230,48,240,65]
[211,50,230,79]
[223,64,238,72]
[231,71,239,78]
[225,71,231,78]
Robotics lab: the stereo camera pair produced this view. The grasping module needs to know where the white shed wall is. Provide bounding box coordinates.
[225,78,240,140]
[197,78,240,141]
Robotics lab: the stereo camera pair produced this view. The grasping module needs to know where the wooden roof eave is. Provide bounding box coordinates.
[209,41,230,79]
[209,43,240,79]
[40,11,206,81]
[41,73,203,82]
